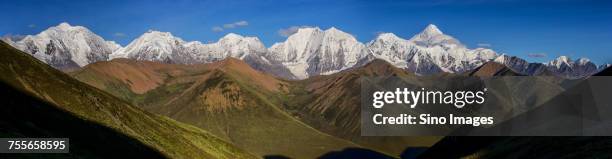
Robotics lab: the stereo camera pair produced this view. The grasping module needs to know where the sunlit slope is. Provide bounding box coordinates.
[72,58,365,158]
[0,41,257,159]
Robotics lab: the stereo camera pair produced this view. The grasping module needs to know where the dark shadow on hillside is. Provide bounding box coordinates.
[264,154,292,159]
[417,137,612,158]
[317,147,394,159]
[0,82,166,159]
[418,74,612,158]
[400,147,428,159]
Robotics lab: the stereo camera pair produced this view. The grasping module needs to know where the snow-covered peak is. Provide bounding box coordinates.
[111,30,271,64]
[111,30,188,63]
[544,56,599,78]
[366,24,500,75]
[557,56,570,63]
[493,54,509,63]
[56,22,74,30]
[266,26,368,79]
[576,58,591,65]
[409,24,464,48]
[548,56,572,68]
[220,33,244,40]
[295,27,323,34]
[10,22,119,70]
[323,27,360,42]
[220,33,265,50]
[423,24,444,35]
[372,33,407,44]
[323,27,353,38]
[133,30,181,46]
[140,30,181,41]
[214,33,267,58]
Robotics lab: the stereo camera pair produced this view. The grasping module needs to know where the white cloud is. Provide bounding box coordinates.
[213,20,249,32]
[278,25,312,37]
[211,26,224,32]
[113,32,127,37]
[222,20,249,29]
[528,53,547,58]
[477,43,492,48]
[234,20,248,26]
[223,24,235,29]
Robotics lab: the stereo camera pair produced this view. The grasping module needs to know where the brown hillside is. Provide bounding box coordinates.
[468,61,522,77]
[285,59,440,156]
[72,57,366,159]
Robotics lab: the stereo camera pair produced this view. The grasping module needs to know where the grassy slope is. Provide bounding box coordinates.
[72,58,365,159]
[281,60,442,156]
[0,41,257,159]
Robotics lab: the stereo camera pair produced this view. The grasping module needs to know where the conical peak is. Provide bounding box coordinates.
[422,24,443,35]
[222,33,244,39]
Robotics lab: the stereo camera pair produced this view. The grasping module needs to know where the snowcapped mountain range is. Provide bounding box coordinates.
[368,24,497,75]
[2,22,608,79]
[4,22,119,71]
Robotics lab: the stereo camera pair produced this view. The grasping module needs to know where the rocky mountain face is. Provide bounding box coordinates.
[6,22,119,71]
[3,22,606,79]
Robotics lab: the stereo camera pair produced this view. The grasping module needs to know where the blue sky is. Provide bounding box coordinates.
[1,0,611,64]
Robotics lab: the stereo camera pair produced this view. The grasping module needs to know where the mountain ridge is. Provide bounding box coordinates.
[3,22,606,79]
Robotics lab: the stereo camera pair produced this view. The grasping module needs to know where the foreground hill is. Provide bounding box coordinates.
[71,58,370,158]
[418,69,612,158]
[0,41,257,158]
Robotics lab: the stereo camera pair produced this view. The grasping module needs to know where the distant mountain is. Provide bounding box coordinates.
[594,65,612,76]
[468,61,523,77]
[0,40,257,158]
[494,54,601,79]
[3,22,607,79]
[109,30,296,78]
[5,22,119,71]
[545,56,600,78]
[266,27,370,79]
[111,31,267,63]
[110,30,194,64]
[493,54,547,75]
[367,24,497,75]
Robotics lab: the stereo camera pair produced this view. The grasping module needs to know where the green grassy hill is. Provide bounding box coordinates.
[72,58,366,158]
[0,41,257,159]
